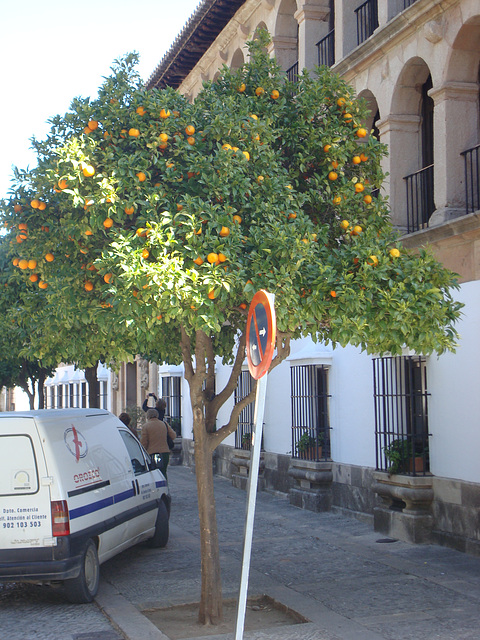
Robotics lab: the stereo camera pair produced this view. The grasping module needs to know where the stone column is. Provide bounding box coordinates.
[376,114,421,232]
[428,81,479,226]
[294,2,330,71]
[336,0,361,59]
[268,35,298,72]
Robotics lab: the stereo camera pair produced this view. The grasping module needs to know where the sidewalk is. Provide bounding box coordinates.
[2,464,480,639]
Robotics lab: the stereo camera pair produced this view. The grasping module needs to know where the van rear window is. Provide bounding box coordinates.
[0,435,39,495]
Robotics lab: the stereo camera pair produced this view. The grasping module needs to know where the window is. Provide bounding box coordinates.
[119,430,148,475]
[374,356,429,475]
[161,376,182,436]
[235,370,254,450]
[291,365,330,461]
[0,435,38,495]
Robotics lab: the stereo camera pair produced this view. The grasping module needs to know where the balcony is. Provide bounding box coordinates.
[355,0,378,46]
[404,164,435,234]
[286,61,299,83]
[461,144,480,214]
[316,30,335,68]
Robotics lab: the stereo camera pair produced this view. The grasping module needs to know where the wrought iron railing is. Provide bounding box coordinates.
[234,370,254,450]
[402,0,418,9]
[355,0,378,45]
[404,164,435,233]
[316,30,335,67]
[286,61,299,83]
[461,144,480,215]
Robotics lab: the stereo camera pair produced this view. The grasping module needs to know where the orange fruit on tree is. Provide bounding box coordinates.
[38,280,48,289]
[356,128,367,138]
[239,303,247,310]
[45,253,54,262]
[207,252,219,265]
[136,171,146,182]
[389,248,401,258]
[82,165,95,177]
[360,152,368,162]
[218,252,227,263]
[142,249,150,259]
[271,89,280,99]
[58,179,68,189]
[185,125,195,136]
[340,220,349,230]
[255,87,265,96]
[219,226,230,237]
[337,97,346,107]
[159,133,168,143]
[331,160,339,169]
[242,150,250,161]
[27,259,37,270]
[12,258,19,266]
[233,215,242,224]
[352,225,363,235]
[30,199,40,209]
[353,156,361,165]
[85,230,93,236]
[103,218,114,228]
[87,120,98,131]
[18,223,28,231]
[330,290,337,298]
[237,83,246,92]
[124,205,134,215]
[159,108,171,119]
[18,259,28,270]
[333,196,342,205]
[355,182,365,193]
[208,289,216,300]
[129,128,140,137]
[193,256,204,266]
[13,204,22,213]
[84,281,94,291]
[363,194,372,204]
[29,274,39,282]
[104,273,113,283]
[328,171,338,181]
[323,144,332,153]
[367,255,379,266]
[186,136,195,145]
[16,235,24,243]
[38,201,46,211]
[136,106,146,116]
[288,212,297,220]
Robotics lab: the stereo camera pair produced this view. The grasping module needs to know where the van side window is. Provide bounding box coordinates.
[119,430,148,475]
[0,435,39,496]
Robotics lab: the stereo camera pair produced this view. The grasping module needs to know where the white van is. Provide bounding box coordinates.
[0,409,171,603]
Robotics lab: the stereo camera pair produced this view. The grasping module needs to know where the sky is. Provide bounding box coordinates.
[0,0,201,201]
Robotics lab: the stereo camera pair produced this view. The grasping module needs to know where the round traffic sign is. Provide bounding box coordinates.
[246,290,276,380]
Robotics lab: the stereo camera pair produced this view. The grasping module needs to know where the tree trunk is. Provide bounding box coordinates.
[37,369,47,409]
[193,406,223,625]
[84,365,99,408]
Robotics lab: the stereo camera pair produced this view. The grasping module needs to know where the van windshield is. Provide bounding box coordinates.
[0,435,39,495]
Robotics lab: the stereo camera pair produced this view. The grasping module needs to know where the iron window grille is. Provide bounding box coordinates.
[402,0,418,9]
[291,364,330,462]
[234,369,254,450]
[355,0,378,46]
[161,376,182,436]
[461,144,480,214]
[316,30,335,67]
[374,356,430,476]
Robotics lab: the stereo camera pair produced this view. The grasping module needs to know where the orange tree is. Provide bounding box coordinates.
[0,32,462,623]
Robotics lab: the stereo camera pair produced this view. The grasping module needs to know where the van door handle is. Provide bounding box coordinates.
[136,479,140,495]
[132,480,137,496]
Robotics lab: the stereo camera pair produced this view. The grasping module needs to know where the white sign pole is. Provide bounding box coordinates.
[234,372,268,640]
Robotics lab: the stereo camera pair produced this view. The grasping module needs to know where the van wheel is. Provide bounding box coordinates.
[147,500,169,548]
[64,539,100,603]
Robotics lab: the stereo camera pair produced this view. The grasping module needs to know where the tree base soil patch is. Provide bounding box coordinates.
[142,594,308,639]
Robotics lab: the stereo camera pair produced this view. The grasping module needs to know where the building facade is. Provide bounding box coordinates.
[44,0,480,555]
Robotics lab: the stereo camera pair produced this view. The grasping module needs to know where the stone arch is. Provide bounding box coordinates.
[230,48,245,71]
[384,57,432,229]
[357,89,380,140]
[271,0,299,72]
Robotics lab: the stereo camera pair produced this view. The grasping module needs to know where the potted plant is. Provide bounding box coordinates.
[296,432,324,460]
[383,438,428,474]
[241,432,252,450]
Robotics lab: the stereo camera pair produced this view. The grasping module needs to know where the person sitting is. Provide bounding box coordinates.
[140,408,176,479]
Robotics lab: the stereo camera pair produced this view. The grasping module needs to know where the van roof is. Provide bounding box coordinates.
[0,409,111,421]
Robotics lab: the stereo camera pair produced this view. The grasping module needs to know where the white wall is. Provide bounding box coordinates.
[427,279,480,483]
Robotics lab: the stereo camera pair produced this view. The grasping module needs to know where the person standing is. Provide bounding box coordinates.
[140,408,176,479]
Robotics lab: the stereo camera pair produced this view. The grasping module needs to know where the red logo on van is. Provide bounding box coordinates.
[64,425,88,461]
